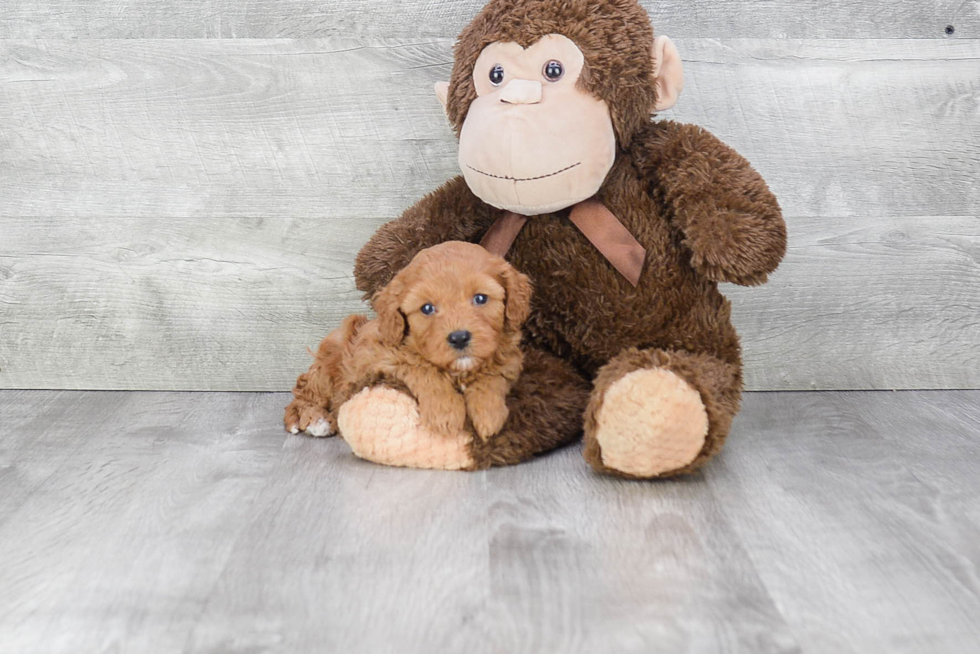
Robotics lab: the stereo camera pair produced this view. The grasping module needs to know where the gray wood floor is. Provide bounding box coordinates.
[1,391,978,653]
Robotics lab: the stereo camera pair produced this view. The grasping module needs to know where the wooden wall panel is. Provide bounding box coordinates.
[1,36,978,390]
[0,1,975,39]
[3,39,978,221]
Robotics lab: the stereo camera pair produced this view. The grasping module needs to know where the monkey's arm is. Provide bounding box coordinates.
[353,176,494,299]
[645,121,787,286]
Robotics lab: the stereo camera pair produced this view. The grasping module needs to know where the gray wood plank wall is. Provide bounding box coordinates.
[1,4,978,391]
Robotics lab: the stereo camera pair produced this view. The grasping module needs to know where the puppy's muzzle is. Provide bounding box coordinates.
[448,330,472,351]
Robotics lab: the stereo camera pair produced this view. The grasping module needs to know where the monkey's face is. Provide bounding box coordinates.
[456,34,616,216]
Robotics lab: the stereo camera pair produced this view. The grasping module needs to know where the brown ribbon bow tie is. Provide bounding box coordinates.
[480,199,647,286]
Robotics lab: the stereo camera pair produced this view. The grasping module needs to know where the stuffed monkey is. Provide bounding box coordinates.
[307,0,786,478]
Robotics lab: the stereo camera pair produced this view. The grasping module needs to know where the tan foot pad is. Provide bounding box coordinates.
[337,386,475,471]
[595,368,708,477]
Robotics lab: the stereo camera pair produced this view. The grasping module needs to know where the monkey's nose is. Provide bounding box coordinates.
[448,330,472,350]
[499,79,543,105]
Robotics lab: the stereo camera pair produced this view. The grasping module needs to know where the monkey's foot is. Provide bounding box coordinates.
[337,386,475,470]
[586,368,708,478]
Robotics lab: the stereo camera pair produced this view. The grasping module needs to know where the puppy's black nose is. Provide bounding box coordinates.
[448,330,472,350]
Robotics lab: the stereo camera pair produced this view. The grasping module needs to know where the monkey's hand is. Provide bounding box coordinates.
[675,198,786,286]
[353,177,494,299]
[647,122,787,286]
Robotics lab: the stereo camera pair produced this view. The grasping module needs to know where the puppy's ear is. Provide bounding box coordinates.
[372,278,407,346]
[499,265,533,333]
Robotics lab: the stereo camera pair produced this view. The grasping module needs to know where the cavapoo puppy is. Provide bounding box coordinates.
[284,241,532,442]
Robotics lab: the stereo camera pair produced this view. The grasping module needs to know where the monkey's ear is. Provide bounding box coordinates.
[652,35,684,112]
[434,81,450,113]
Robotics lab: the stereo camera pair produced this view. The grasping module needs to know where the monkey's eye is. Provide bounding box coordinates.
[489,64,505,86]
[420,303,436,316]
[543,60,564,81]
[473,293,489,306]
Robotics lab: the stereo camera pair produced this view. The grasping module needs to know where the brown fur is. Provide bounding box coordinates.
[352,0,786,476]
[285,241,531,442]
[284,313,369,435]
[468,348,592,469]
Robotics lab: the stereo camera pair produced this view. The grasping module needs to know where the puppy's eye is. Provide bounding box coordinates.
[473,294,488,306]
[420,303,436,315]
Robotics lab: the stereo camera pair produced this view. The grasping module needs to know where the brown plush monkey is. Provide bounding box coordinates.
[322,0,786,477]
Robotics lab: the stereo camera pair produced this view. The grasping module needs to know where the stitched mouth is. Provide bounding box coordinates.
[466,162,581,182]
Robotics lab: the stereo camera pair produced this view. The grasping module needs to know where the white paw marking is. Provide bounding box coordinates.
[289,426,300,434]
[307,418,333,437]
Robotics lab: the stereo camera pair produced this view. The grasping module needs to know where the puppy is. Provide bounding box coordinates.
[284,241,532,441]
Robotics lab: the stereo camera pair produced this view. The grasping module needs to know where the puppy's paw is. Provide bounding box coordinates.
[471,402,509,441]
[419,397,468,438]
[284,399,304,434]
[284,399,337,438]
[307,417,335,437]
